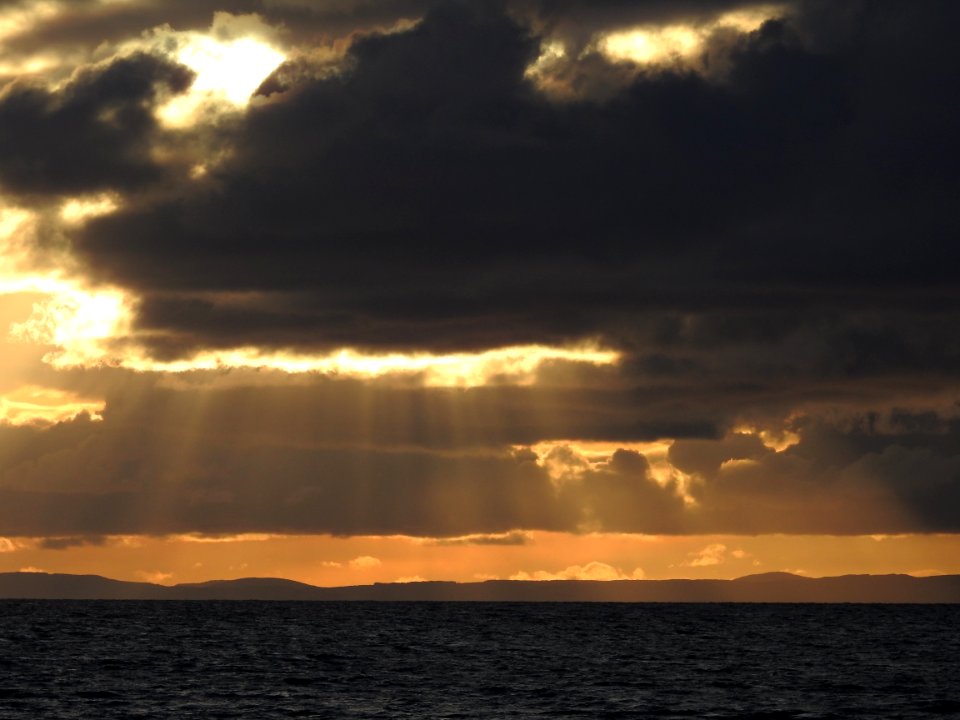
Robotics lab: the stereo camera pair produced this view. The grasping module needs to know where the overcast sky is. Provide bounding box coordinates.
[1,0,959,584]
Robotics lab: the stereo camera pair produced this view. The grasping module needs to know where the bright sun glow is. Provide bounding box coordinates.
[179,36,285,105]
[157,33,285,126]
[601,25,701,64]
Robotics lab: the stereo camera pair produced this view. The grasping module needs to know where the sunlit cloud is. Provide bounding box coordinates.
[525,6,785,98]
[0,385,104,425]
[117,343,620,387]
[60,194,119,225]
[349,555,382,569]
[683,542,728,567]
[0,54,59,77]
[733,423,801,452]
[171,533,281,544]
[0,537,19,553]
[0,1,62,43]
[423,531,532,547]
[712,6,787,33]
[599,5,783,66]
[136,570,174,585]
[511,561,645,581]
[525,440,696,502]
[524,39,567,85]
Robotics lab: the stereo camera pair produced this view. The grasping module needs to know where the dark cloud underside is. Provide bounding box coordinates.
[0,53,192,194]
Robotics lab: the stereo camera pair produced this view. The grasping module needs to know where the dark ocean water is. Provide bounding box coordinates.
[0,602,958,719]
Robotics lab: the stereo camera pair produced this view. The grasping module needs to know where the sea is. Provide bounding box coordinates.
[0,602,958,719]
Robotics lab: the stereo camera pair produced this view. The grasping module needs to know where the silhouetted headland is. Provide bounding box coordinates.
[2,571,959,602]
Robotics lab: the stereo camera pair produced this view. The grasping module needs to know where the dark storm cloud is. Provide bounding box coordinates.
[36,535,107,550]
[680,421,960,534]
[668,433,771,479]
[0,52,192,195]
[66,0,960,362]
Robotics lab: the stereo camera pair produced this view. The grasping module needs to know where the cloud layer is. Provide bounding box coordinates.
[0,381,957,537]
[1,0,959,541]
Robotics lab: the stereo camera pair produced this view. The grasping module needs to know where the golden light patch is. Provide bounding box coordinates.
[714,6,786,33]
[0,1,61,43]
[119,343,620,387]
[0,54,59,77]
[0,384,104,425]
[719,457,759,471]
[171,533,281,544]
[60,194,119,225]
[758,428,801,452]
[733,424,801,452]
[598,5,784,67]
[0,537,19,553]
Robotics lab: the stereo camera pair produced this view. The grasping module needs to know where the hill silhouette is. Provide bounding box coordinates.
[1,571,959,602]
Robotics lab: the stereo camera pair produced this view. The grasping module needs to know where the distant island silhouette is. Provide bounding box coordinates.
[2,571,959,602]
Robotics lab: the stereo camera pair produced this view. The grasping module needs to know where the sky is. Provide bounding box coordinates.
[1,0,959,586]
